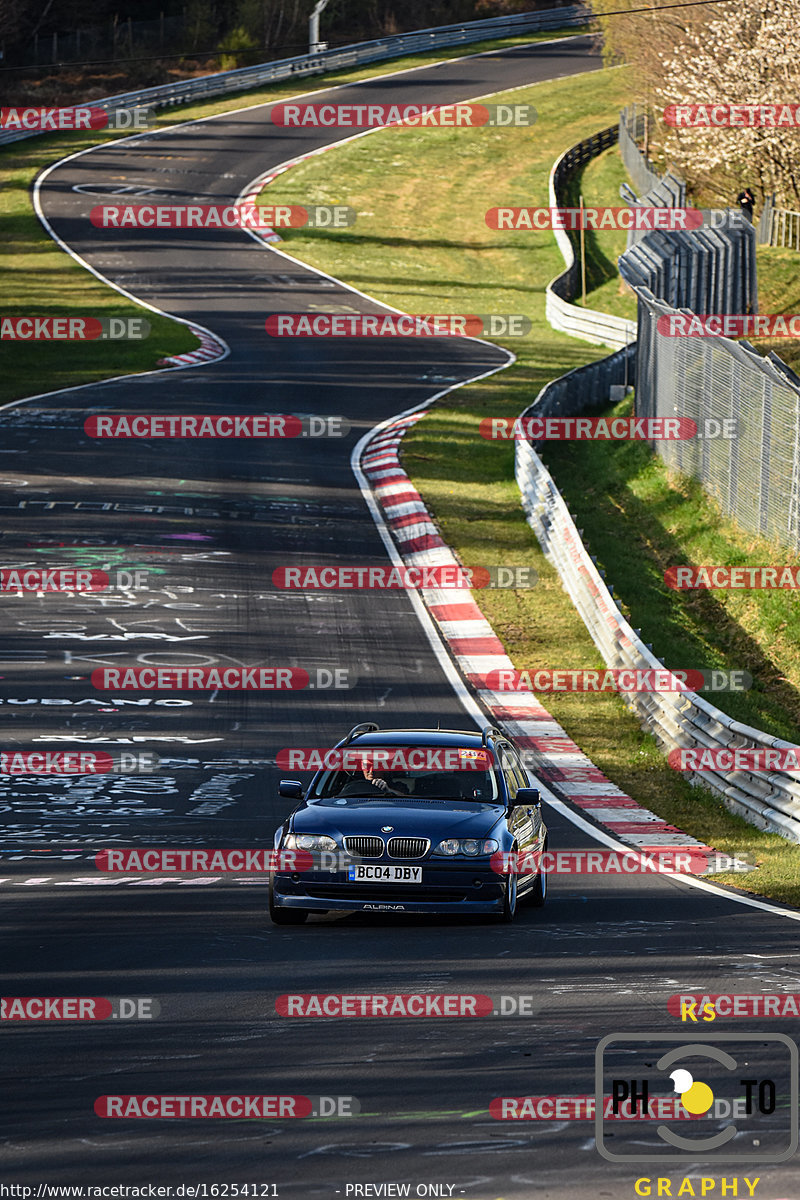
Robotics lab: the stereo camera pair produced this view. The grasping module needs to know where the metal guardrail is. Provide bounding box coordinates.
[518,118,800,842]
[758,195,800,250]
[0,5,586,148]
[545,126,637,350]
[516,433,800,842]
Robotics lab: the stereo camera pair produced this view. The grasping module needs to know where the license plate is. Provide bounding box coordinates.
[348,864,422,884]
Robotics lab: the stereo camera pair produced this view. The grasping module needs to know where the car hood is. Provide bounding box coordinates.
[292,797,504,839]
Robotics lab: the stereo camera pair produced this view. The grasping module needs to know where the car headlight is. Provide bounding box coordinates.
[432,838,499,857]
[284,833,339,852]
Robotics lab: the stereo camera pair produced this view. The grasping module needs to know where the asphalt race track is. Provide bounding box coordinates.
[3,32,800,1200]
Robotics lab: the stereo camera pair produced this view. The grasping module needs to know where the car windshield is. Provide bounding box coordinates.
[313,761,500,803]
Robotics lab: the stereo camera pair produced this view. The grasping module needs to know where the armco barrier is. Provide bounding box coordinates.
[545,126,637,350]
[519,121,800,842]
[0,5,585,148]
[515,432,800,842]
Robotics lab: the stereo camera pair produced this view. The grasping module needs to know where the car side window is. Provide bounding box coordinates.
[508,748,530,790]
[497,744,519,801]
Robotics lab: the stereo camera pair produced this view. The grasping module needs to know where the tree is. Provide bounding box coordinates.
[652,0,800,206]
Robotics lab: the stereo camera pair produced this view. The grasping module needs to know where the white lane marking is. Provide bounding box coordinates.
[347,361,800,926]
[545,798,800,923]
[16,38,596,409]
[7,877,261,887]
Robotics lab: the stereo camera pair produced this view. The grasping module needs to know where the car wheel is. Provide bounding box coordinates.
[499,870,518,923]
[269,879,308,925]
[529,842,547,908]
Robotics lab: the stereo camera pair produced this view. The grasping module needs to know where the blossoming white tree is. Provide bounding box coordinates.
[653,0,800,206]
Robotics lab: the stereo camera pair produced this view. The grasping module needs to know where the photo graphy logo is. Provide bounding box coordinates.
[595,1033,798,1162]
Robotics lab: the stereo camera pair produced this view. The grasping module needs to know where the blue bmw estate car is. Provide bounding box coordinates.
[269,723,548,924]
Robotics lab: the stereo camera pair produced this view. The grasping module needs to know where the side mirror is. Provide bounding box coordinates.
[279,779,304,800]
[510,786,540,812]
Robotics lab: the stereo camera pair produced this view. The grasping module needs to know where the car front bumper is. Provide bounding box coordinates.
[271,864,510,915]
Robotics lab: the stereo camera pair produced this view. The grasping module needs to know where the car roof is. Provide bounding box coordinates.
[345,728,504,749]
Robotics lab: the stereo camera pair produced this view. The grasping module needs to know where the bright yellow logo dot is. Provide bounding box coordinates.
[681,1081,714,1114]
[669,1069,715,1115]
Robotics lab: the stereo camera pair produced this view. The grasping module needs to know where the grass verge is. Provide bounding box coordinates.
[0,131,200,405]
[255,64,800,905]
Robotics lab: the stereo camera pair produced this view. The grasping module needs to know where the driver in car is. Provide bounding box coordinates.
[335,761,410,798]
[363,761,409,795]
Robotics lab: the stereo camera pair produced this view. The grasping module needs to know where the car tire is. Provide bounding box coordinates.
[499,870,518,923]
[269,879,308,925]
[529,841,547,908]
